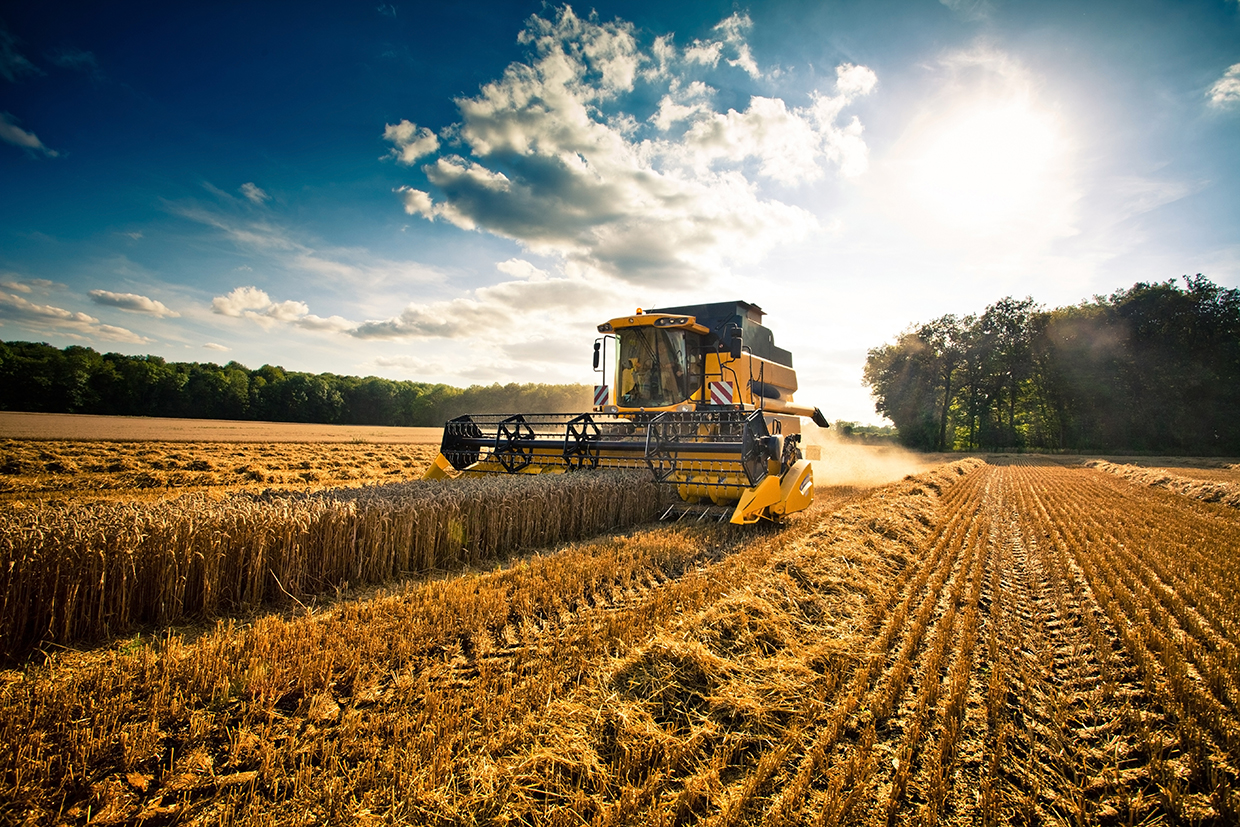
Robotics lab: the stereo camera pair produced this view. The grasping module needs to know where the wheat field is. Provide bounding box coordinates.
[0,470,662,662]
[3,455,1237,825]
[0,438,440,499]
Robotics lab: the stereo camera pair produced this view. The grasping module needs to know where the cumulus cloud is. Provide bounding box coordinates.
[0,291,150,343]
[383,120,439,164]
[496,258,549,281]
[683,14,758,77]
[651,80,714,130]
[385,7,876,286]
[88,289,180,317]
[212,285,272,315]
[211,285,354,332]
[669,66,876,185]
[684,39,724,68]
[1208,63,1240,109]
[714,13,759,78]
[240,182,270,203]
[836,63,878,98]
[0,112,57,156]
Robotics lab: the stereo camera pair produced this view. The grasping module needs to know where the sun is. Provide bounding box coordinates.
[908,102,1063,233]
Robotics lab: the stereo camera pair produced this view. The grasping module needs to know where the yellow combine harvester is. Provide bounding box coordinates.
[423,301,829,524]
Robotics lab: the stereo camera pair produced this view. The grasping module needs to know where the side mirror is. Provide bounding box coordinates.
[729,334,743,360]
[592,341,601,369]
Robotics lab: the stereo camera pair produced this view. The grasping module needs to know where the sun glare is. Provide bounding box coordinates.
[909,103,1062,232]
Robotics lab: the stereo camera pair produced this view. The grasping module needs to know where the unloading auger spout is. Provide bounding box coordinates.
[423,300,830,524]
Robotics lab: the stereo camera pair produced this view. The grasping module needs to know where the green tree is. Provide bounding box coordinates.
[863,331,939,449]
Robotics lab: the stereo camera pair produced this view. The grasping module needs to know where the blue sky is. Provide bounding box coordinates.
[2,0,1238,423]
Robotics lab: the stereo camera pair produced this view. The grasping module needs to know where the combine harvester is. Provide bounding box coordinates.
[423,301,829,524]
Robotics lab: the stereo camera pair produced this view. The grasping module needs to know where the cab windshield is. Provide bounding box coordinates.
[616,326,691,408]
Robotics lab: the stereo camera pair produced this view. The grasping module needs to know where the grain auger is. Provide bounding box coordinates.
[423,301,829,524]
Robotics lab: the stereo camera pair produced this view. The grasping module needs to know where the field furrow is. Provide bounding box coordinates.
[1015,465,1240,823]
[981,468,1135,823]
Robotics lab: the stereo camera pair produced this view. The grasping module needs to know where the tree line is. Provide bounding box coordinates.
[0,341,591,426]
[863,275,1240,453]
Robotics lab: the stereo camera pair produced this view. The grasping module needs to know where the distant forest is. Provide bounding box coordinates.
[864,275,1240,454]
[0,341,591,427]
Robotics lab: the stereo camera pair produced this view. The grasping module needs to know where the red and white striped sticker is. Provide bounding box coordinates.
[708,380,734,406]
[594,385,609,406]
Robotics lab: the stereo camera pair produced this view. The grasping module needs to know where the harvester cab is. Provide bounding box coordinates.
[423,301,829,524]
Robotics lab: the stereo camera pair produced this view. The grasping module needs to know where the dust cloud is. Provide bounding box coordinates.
[799,424,941,487]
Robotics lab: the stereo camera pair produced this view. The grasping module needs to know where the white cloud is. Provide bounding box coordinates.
[682,14,758,77]
[0,112,57,157]
[1,276,56,294]
[211,285,272,316]
[240,182,270,203]
[383,119,440,164]
[352,273,611,339]
[835,63,878,98]
[206,263,599,348]
[672,85,875,184]
[651,80,714,130]
[518,6,642,97]
[714,13,759,78]
[387,7,876,286]
[684,40,723,68]
[398,187,435,218]
[297,313,356,332]
[646,34,676,80]
[0,292,150,343]
[203,342,230,351]
[211,285,354,332]
[496,258,548,281]
[88,289,180,317]
[1207,63,1240,109]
